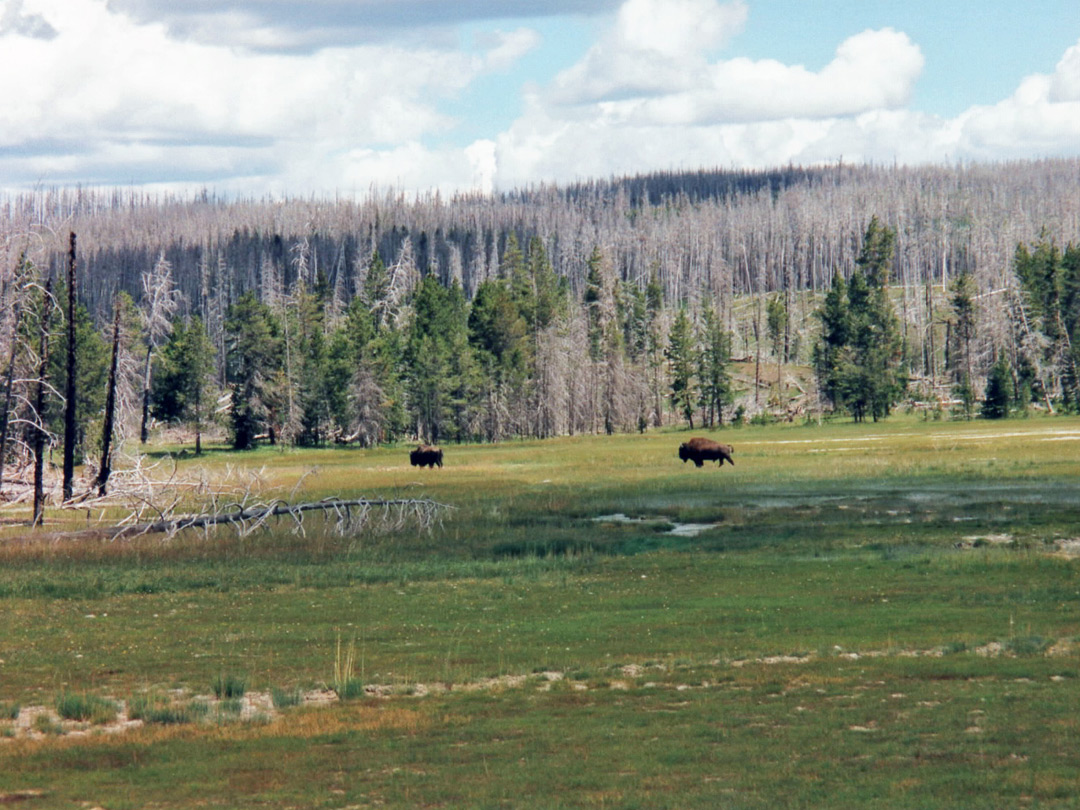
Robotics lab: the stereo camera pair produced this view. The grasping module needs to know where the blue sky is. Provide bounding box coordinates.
[1,0,1077,197]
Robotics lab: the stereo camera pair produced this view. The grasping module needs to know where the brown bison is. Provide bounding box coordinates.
[678,437,734,467]
[410,445,444,468]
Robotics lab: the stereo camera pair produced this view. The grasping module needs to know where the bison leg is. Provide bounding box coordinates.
[693,458,704,467]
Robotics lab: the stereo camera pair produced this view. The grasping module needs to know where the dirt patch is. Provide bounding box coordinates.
[3,641,1075,743]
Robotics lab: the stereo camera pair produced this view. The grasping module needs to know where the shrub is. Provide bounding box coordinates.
[0,701,19,720]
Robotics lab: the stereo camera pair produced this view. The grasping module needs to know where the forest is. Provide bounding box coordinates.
[0,158,1077,511]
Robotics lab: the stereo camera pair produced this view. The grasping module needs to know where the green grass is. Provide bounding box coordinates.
[0,414,1078,807]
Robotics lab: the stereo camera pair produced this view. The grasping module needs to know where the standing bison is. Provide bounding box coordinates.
[678,437,734,467]
[410,445,444,468]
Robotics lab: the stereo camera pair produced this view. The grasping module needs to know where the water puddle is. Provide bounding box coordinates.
[593,513,720,537]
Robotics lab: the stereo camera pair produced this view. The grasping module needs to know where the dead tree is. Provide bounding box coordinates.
[139,252,180,443]
[32,278,53,527]
[97,299,122,496]
[63,232,77,500]
[0,254,29,498]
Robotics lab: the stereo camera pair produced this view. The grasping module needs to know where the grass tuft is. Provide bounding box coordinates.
[271,687,303,709]
[331,636,365,700]
[128,693,202,725]
[212,673,247,699]
[55,692,118,724]
[1005,635,1054,656]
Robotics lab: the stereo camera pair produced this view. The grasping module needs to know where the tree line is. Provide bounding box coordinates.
[0,160,1078,517]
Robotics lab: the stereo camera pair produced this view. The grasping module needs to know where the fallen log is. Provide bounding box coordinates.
[3,497,451,544]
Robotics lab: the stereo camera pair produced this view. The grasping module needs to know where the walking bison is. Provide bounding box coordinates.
[410,445,444,468]
[678,437,734,467]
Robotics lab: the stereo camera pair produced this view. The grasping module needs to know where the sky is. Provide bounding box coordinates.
[1,0,1078,198]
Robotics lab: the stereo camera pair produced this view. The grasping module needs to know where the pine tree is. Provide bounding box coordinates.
[583,246,605,362]
[698,306,734,427]
[981,350,1012,419]
[813,272,850,412]
[666,308,697,429]
[813,217,906,421]
[225,291,283,450]
[152,315,215,454]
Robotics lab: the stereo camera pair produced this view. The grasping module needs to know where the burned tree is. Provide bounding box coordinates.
[96,298,122,496]
[63,232,77,501]
[32,278,54,526]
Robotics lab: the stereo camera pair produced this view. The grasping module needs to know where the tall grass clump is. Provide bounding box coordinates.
[0,701,18,720]
[271,687,303,709]
[331,636,365,700]
[212,673,247,699]
[55,692,118,724]
[127,693,200,725]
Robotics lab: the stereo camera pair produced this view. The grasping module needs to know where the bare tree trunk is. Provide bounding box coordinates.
[194,380,203,456]
[63,233,77,500]
[97,300,122,497]
[32,278,53,527]
[139,344,152,443]
[0,290,24,497]
[753,299,762,408]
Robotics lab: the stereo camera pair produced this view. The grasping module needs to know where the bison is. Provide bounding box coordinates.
[410,445,444,468]
[678,437,734,467]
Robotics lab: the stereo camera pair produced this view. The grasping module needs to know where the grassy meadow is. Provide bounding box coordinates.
[0,414,1079,808]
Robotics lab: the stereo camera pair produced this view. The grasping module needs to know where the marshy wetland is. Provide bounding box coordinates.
[0,415,1078,808]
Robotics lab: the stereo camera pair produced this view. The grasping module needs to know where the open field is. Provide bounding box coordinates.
[0,415,1078,808]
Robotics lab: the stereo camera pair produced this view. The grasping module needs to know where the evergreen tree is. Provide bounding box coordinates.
[698,306,734,427]
[813,272,850,412]
[948,270,977,388]
[644,270,666,426]
[468,278,528,382]
[583,246,606,362]
[981,350,1012,419]
[292,279,333,446]
[813,217,906,421]
[666,308,697,428]
[151,315,215,453]
[224,291,283,450]
[406,275,472,443]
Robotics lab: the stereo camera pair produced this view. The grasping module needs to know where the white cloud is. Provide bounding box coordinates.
[0,0,537,192]
[612,0,745,58]
[1,0,1077,198]
[550,0,747,105]
[489,6,1080,189]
